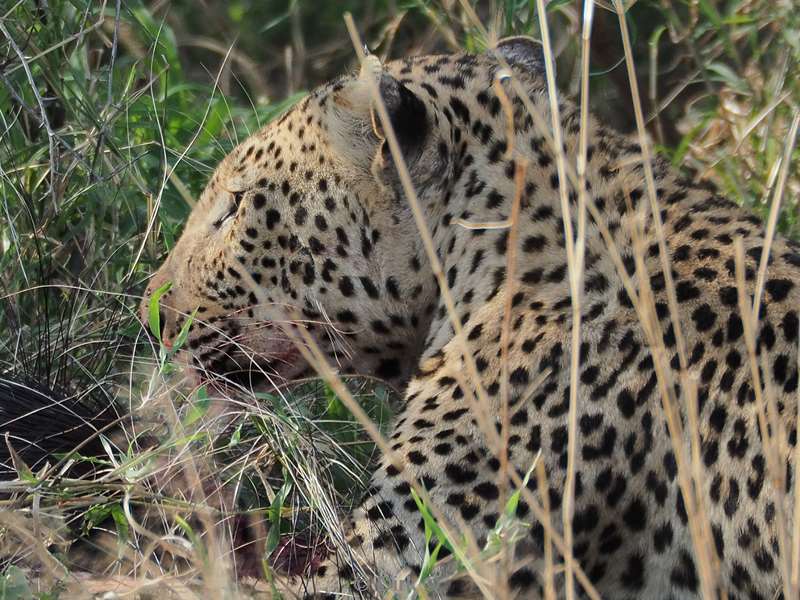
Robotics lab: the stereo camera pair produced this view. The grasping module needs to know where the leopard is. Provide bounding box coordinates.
[141,36,800,599]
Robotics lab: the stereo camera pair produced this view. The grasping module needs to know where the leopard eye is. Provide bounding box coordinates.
[212,191,245,229]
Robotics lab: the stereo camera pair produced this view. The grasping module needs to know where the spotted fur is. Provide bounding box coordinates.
[143,38,800,599]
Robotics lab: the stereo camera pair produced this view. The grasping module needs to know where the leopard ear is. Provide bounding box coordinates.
[327,56,429,172]
[376,71,429,161]
[493,36,545,75]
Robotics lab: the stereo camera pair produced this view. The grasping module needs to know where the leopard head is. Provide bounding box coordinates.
[140,38,545,391]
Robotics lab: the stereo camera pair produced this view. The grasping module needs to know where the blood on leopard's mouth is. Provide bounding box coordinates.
[189,343,306,392]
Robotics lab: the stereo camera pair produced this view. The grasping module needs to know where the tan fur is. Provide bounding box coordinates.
[143,42,800,599]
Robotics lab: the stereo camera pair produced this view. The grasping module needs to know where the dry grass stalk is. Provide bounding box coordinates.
[290,311,492,593]
[751,113,800,321]
[535,459,556,600]
[733,239,790,599]
[212,28,495,591]
[450,2,606,597]
[452,218,511,230]
[497,153,526,600]
[731,111,799,600]
[533,2,582,596]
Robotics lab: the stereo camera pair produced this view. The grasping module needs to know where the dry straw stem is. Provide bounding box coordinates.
[491,62,523,581]
[455,2,601,598]
[41,3,791,597]
[533,1,594,597]
[222,177,494,591]
[0,511,67,585]
[735,103,800,598]
[497,152,526,600]
[351,19,504,462]
[155,398,232,594]
[700,91,793,178]
[629,7,799,600]
[289,316,495,593]
[111,403,228,594]
[451,1,606,598]
[535,459,556,600]
[609,170,721,599]
[355,10,601,597]
[735,101,799,600]
[733,239,793,599]
[751,113,800,323]
[612,0,690,385]
[281,306,494,589]
[567,0,594,595]
[615,1,796,597]
[612,1,725,596]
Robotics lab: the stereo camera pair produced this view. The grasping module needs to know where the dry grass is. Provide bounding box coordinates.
[1,1,800,598]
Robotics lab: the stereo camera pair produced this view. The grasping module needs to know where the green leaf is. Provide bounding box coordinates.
[707,62,748,94]
[254,391,280,404]
[324,384,348,420]
[172,307,198,354]
[722,15,755,25]
[147,281,172,341]
[110,504,130,549]
[265,480,292,557]
[175,515,203,557]
[130,8,182,79]
[410,488,453,554]
[697,0,723,27]
[228,423,243,447]
[184,386,211,427]
[83,504,114,535]
[4,437,34,482]
[505,454,539,518]
[417,505,444,582]
[0,566,33,600]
